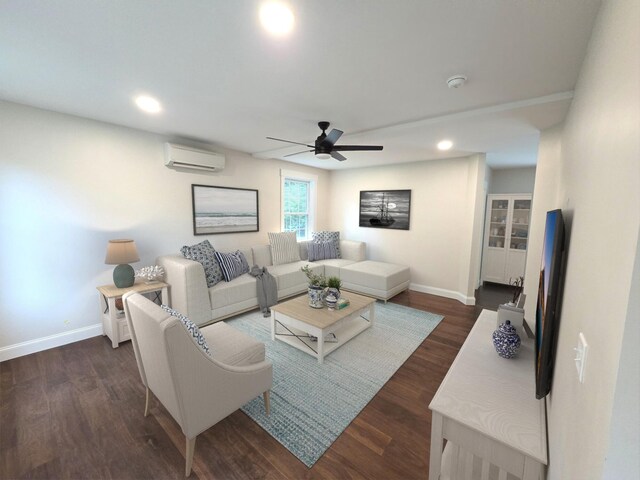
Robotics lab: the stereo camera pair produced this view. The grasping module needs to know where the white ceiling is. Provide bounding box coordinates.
[0,0,601,170]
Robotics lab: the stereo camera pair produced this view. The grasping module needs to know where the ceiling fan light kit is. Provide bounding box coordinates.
[267,121,383,162]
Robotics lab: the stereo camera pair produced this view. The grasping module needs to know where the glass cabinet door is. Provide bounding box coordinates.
[510,199,531,250]
[488,199,508,248]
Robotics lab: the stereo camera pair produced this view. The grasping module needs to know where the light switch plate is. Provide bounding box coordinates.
[574,332,588,383]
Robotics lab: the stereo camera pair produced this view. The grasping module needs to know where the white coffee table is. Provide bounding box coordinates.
[270,292,376,364]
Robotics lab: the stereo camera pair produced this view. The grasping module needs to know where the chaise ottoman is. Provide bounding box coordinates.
[339,260,410,302]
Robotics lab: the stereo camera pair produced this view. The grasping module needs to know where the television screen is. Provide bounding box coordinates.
[535,209,566,399]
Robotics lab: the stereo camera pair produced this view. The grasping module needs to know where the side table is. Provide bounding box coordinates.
[97,281,169,348]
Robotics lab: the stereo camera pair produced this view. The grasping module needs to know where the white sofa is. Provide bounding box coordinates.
[157,240,410,326]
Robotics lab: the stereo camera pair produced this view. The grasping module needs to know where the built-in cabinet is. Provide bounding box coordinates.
[481,194,532,285]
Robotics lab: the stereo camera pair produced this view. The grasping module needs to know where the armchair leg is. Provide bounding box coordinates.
[185,436,196,477]
[263,390,271,416]
[144,387,150,417]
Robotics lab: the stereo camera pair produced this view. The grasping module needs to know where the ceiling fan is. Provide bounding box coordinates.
[267,121,383,161]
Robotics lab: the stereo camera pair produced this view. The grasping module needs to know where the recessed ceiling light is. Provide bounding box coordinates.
[438,140,453,151]
[260,2,294,36]
[134,95,162,114]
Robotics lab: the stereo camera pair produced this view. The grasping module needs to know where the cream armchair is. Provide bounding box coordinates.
[123,292,272,476]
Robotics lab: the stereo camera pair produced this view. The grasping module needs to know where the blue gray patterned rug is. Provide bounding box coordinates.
[227,301,443,467]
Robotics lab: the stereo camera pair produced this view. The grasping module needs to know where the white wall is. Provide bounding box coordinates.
[488,166,536,194]
[0,101,330,358]
[522,125,563,322]
[521,0,640,478]
[328,155,486,304]
[603,229,640,479]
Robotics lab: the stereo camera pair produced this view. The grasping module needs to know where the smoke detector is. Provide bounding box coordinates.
[447,75,467,89]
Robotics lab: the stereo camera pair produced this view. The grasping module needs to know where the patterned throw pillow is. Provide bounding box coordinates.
[160,305,211,357]
[268,231,301,265]
[213,250,250,282]
[308,241,338,261]
[180,240,224,288]
[312,231,341,258]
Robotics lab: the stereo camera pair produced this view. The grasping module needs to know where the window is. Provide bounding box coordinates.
[281,170,317,240]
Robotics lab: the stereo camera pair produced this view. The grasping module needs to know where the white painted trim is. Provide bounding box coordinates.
[280,168,318,240]
[410,283,476,306]
[0,323,103,362]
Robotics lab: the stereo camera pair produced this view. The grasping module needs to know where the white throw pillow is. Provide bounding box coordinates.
[268,231,301,265]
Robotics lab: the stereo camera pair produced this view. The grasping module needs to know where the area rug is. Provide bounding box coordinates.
[227,301,443,467]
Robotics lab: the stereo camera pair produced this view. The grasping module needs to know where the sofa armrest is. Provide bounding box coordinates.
[340,240,366,262]
[156,255,212,326]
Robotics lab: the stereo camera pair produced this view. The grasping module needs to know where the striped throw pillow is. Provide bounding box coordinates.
[213,250,250,282]
[312,231,341,258]
[160,305,211,357]
[268,231,301,265]
[308,241,338,261]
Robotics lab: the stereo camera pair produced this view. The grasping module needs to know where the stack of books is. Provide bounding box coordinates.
[336,297,350,310]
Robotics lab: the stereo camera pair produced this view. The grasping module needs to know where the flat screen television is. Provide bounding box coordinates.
[535,209,566,399]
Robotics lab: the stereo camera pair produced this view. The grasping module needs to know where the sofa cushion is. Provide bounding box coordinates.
[201,321,265,366]
[252,244,272,267]
[340,260,410,291]
[208,273,256,310]
[312,258,357,278]
[308,241,338,261]
[214,250,250,282]
[160,305,212,357]
[180,240,224,288]
[268,231,301,265]
[269,261,321,292]
[312,231,341,258]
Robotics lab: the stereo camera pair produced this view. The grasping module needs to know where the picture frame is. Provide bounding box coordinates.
[192,184,259,235]
[359,189,411,230]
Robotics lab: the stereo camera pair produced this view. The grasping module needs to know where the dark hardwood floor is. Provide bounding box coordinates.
[0,287,511,479]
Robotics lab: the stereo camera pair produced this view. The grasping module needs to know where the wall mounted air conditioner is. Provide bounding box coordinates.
[164,143,226,172]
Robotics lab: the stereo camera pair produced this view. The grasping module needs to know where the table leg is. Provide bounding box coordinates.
[429,412,443,480]
[161,286,169,307]
[317,332,325,364]
[107,297,119,348]
[271,314,276,340]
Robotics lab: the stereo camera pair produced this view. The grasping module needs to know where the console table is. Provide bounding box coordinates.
[97,281,169,348]
[429,309,547,480]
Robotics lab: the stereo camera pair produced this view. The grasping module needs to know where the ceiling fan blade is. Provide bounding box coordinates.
[320,128,343,148]
[332,145,384,151]
[284,149,314,157]
[330,151,347,162]
[266,136,314,148]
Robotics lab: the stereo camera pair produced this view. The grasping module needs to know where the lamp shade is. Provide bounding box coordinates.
[105,239,140,265]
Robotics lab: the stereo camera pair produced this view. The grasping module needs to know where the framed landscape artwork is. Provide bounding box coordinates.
[359,190,411,230]
[192,184,259,235]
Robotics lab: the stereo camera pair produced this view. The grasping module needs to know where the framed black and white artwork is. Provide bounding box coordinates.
[359,190,411,230]
[192,184,259,235]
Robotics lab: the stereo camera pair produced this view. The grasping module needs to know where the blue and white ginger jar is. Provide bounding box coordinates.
[492,320,521,359]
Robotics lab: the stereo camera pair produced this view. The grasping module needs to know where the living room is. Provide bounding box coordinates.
[1,1,638,479]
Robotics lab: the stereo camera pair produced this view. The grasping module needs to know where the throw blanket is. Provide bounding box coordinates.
[249,265,278,317]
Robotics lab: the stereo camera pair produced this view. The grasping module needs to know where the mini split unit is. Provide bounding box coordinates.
[164,143,226,172]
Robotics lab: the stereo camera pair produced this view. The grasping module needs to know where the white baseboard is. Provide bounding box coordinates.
[0,323,103,362]
[410,283,476,306]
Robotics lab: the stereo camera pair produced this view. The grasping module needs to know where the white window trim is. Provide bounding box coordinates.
[280,169,317,240]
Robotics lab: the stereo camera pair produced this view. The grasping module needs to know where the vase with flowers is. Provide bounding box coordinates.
[301,265,327,308]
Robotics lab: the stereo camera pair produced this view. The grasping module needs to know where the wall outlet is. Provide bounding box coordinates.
[574,332,588,383]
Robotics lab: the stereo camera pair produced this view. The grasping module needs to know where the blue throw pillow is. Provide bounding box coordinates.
[214,250,250,282]
[312,231,341,258]
[160,305,211,357]
[308,241,338,261]
[180,240,224,288]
